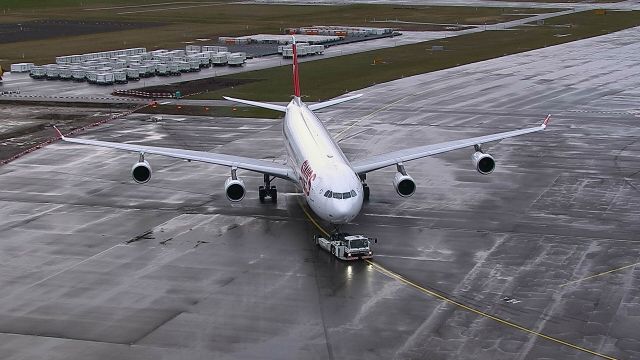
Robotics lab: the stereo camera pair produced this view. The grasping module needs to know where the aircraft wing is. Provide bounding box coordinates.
[55,128,295,181]
[351,115,550,174]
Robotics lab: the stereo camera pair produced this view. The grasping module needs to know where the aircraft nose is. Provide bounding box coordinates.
[328,199,359,224]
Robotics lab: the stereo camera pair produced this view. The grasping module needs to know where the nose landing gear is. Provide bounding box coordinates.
[259,174,277,203]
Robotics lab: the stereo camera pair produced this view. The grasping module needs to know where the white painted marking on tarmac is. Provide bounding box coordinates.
[23,244,125,290]
[159,101,172,105]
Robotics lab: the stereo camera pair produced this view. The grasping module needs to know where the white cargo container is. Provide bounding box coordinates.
[186,45,201,52]
[282,48,293,58]
[114,70,128,84]
[86,71,98,84]
[59,66,72,80]
[72,68,86,82]
[11,63,34,72]
[96,72,115,85]
[189,59,201,72]
[202,45,228,53]
[227,53,245,67]
[168,63,181,76]
[156,63,169,76]
[140,64,156,77]
[45,65,60,80]
[211,52,228,65]
[126,68,140,80]
[29,66,46,79]
[176,61,190,73]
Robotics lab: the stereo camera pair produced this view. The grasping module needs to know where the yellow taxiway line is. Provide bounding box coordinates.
[297,200,618,360]
[560,261,640,288]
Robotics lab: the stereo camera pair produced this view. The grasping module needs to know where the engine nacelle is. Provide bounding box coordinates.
[131,160,152,184]
[393,172,416,197]
[472,151,495,175]
[225,176,246,202]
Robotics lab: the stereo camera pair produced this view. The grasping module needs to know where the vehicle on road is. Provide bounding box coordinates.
[315,233,375,260]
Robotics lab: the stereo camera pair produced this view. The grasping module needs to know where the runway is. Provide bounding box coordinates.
[1,25,640,360]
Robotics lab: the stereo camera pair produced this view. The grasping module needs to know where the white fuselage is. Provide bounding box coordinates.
[283,97,363,224]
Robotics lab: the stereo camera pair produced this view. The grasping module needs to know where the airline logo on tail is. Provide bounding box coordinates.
[292,37,301,98]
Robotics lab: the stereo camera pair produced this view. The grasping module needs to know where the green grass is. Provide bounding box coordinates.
[0,2,560,68]
[140,104,281,119]
[189,10,640,102]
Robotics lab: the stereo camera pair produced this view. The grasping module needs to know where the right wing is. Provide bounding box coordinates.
[308,94,363,111]
[351,115,550,174]
[55,127,295,181]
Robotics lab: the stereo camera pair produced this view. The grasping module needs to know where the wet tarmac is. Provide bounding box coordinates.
[1,26,640,360]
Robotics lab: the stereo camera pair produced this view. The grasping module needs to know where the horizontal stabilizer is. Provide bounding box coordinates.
[223,96,287,112]
[308,94,363,111]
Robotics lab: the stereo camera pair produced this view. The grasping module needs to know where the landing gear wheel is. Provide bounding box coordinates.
[270,185,278,203]
[363,184,370,202]
[258,185,266,203]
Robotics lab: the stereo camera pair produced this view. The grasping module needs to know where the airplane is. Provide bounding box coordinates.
[55,37,550,227]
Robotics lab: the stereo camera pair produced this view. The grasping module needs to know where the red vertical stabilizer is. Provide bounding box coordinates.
[292,38,301,98]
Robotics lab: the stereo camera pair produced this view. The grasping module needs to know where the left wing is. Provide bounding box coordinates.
[54,127,295,181]
[351,115,550,174]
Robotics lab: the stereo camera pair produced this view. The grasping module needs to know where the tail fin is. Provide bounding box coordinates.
[292,36,301,98]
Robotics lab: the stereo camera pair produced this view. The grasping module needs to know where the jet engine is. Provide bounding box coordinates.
[393,163,416,197]
[131,160,152,183]
[225,175,246,202]
[471,151,495,175]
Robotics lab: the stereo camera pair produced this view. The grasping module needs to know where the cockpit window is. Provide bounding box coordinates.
[325,189,357,199]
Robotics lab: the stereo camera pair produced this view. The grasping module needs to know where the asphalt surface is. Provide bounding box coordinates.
[1,25,640,360]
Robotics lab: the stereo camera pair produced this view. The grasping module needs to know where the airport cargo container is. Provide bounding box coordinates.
[282,48,293,58]
[86,71,97,84]
[202,45,227,53]
[29,66,46,79]
[96,72,115,85]
[176,61,190,73]
[11,63,34,72]
[45,65,60,80]
[114,70,128,84]
[140,64,156,77]
[227,54,246,67]
[59,67,72,80]
[211,52,228,65]
[168,63,181,76]
[186,45,201,52]
[126,68,140,80]
[189,59,201,72]
[156,63,169,76]
[71,68,86,82]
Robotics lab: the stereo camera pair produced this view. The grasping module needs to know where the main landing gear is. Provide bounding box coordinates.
[360,174,370,202]
[259,174,277,203]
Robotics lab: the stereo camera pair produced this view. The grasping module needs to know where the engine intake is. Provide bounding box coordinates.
[131,160,152,183]
[225,176,246,202]
[393,169,416,197]
[472,151,495,175]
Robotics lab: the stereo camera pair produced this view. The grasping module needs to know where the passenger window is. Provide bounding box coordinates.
[343,192,351,199]
[324,190,332,198]
[332,192,343,199]
[351,190,356,197]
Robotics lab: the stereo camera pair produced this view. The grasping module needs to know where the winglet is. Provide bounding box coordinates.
[53,125,64,139]
[541,114,551,129]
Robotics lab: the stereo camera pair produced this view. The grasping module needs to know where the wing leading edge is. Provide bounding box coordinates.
[351,115,551,174]
[54,127,295,181]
